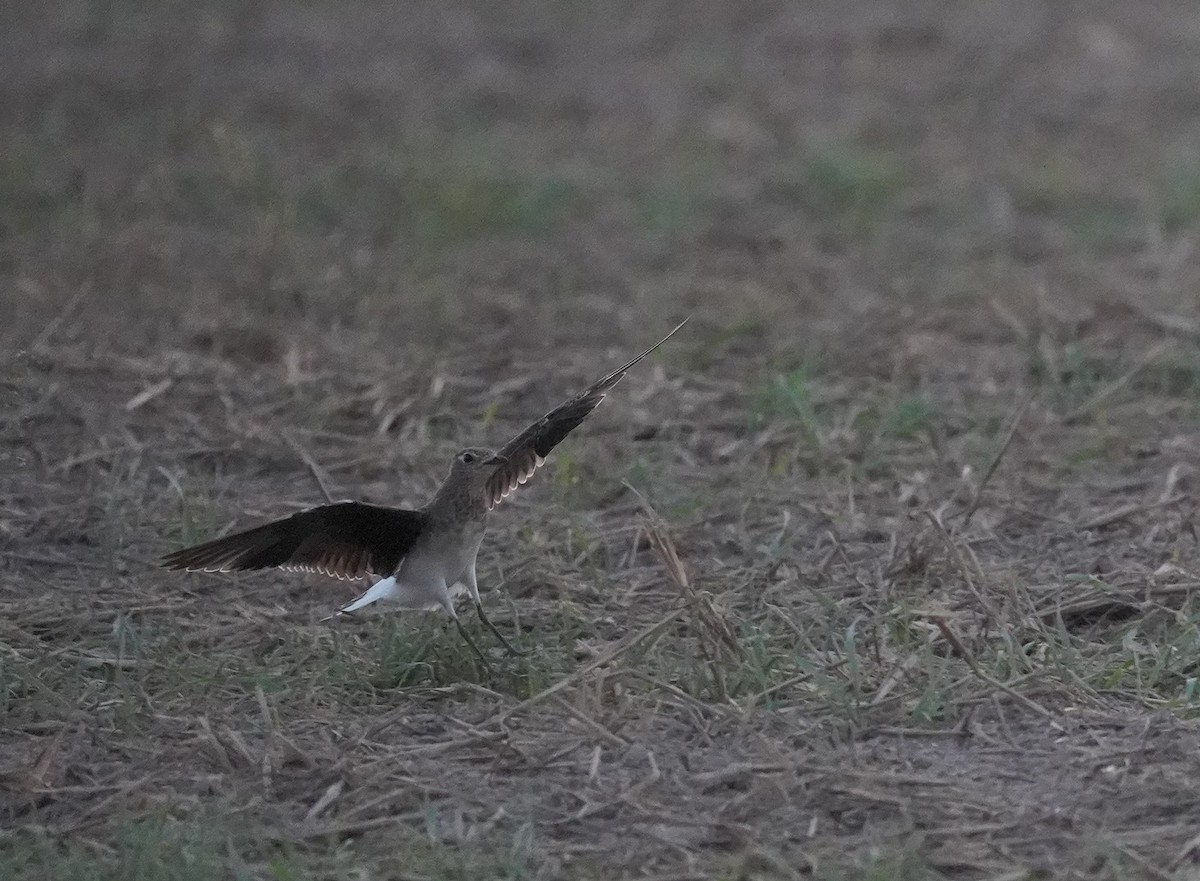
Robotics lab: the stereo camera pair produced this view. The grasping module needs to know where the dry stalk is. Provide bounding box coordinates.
[923,510,1005,627]
[494,603,687,725]
[928,616,1054,721]
[280,428,336,504]
[645,517,744,665]
[1062,340,1172,424]
[961,394,1031,527]
[29,285,89,351]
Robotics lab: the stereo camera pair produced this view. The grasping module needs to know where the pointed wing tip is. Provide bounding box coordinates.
[657,316,690,347]
[644,317,690,354]
[598,317,691,389]
[640,316,691,360]
[158,553,188,571]
[160,544,243,574]
[159,555,223,574]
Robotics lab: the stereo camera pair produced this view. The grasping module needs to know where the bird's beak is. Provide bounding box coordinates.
[484,453,508,466]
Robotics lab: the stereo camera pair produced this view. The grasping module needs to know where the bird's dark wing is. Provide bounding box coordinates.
[485,318,688,509]
[160,502,425,581]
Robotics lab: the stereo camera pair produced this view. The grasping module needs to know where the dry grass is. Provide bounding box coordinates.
[6,1,1200,879]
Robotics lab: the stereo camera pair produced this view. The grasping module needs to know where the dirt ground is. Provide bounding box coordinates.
[6,1,1200,878]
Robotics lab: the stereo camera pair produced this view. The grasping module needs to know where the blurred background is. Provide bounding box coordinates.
[7,0,1199,370]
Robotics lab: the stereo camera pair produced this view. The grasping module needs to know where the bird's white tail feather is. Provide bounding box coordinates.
[339,576,399,613]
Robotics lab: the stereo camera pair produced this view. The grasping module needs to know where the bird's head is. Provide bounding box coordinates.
[448,447,506,485]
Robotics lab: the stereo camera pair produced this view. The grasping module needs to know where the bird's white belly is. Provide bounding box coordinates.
[338,524,484,614]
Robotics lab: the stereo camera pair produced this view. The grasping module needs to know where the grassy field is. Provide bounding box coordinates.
[6,1,1200,878]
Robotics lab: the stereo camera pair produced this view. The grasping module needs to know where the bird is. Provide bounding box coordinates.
[160,318,688,665]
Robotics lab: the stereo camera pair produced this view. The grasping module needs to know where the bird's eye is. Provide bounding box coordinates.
[461,452,476,464]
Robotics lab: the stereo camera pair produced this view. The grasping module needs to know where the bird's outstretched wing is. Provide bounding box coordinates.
[160,502,425,581]
[485,318,688,508]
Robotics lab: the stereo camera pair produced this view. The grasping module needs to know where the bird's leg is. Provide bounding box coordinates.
[453,617,492,671]
[474,602,529,657]
[437,583,491,672]
[464,562,528,657]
